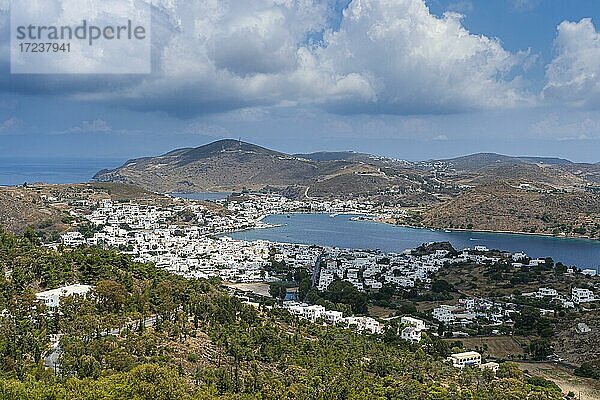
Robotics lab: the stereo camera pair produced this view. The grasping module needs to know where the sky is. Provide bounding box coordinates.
[0,0,599,162]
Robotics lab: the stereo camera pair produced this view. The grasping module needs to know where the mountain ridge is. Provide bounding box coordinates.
[92,139,599,194]
[430,152,574,171]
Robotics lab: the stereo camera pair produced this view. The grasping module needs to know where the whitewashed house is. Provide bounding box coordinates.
[572,288,596,304]
[447,351,481,368]
[401,316,426,331]
[401,327,422,343]
[36,284,92,312]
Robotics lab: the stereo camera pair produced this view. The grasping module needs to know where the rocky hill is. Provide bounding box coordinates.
[0,183,166,234]
[463,163,589,189]
[92,141,600,237]
[94,141,600,194]
[418,152,600,191]
[421,182,600,238]
[93,139,430,196]
[295,150,412,168]
[432,152,574,171]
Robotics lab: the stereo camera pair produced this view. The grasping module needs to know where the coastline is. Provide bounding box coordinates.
[226,212,600,270]
[241,211,600,244]
[152,191,600,243]
[372,217,600,242]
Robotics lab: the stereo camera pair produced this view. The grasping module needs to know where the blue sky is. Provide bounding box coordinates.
[0,0,599,162]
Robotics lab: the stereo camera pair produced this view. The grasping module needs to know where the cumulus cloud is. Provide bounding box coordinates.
[0,116,17,133]
[543,18,600,109]
[7,0,151,74]
[3,0,534,117]
[74,0,334,116]
[65,119,112,133]
[313,0,532,114]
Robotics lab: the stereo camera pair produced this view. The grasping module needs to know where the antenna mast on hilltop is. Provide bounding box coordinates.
[238,137,242,151]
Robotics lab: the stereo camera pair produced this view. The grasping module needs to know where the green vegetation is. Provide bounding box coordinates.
[496,362,524,380]
[434,254,600,370]
[514,308,554,339]
[421,182,600,239]
[575,362,600,379]
[308,279,368,314]
[0,228,564,399]
[268,281,287,300]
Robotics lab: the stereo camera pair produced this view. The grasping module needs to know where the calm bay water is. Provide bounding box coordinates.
[0,157,124,186]
[2,162,598,271]
[229,213,600,270]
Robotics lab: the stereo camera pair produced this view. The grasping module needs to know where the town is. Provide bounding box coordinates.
[49,193,599,356]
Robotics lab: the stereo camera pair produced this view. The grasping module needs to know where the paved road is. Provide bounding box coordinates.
[311,252,326,289]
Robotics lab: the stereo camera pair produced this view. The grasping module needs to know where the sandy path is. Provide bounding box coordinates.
[518,362,600,400]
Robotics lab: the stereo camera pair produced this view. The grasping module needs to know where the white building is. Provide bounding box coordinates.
[36,284,92,311]
[447,351,482,368]
[433,305,457,323]
[303,305,326,322]
[572,288,596,304]
[317,271,336,291]
[538,288,558,297]
[401,327,422,343]
[322,310,343,325]
[61,232,86,247]
[401,316,426,331]
[459,298,475,310]
[577,323,591,334]
[345,316,384,334]
[528,259,546,267]
[480,362,500,373]
[432,305,475,324]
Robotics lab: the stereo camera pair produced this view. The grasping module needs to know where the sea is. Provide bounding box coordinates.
[0,157,125,186]
[1,160,598,271]
[228,213,600,271]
